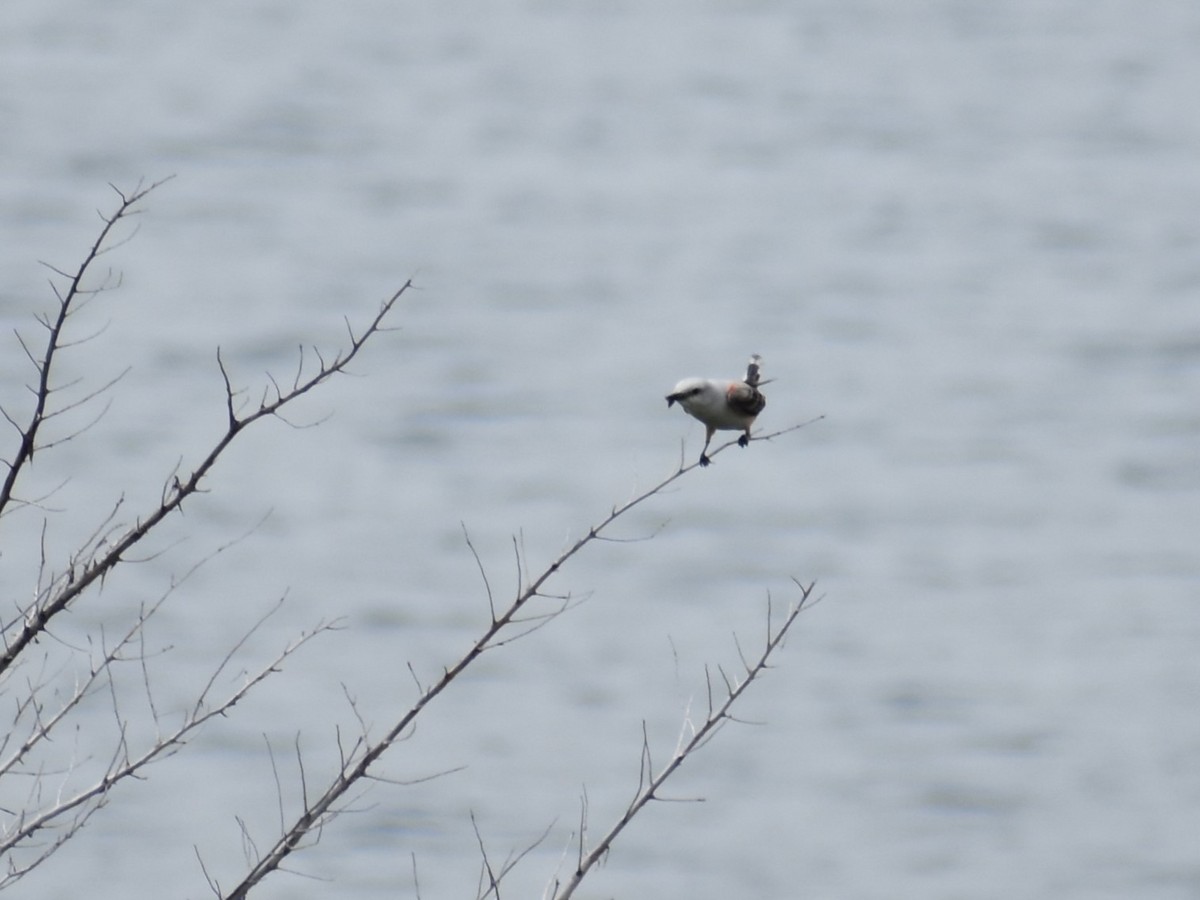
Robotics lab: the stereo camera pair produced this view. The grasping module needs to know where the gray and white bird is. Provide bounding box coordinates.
[666,355,767,467]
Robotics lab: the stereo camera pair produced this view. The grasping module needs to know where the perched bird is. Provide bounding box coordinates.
[666,355,767,467]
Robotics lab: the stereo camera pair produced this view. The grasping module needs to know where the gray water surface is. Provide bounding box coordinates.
[2,3,1198,898]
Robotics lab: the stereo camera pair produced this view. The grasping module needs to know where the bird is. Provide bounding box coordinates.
[666,355,767,467]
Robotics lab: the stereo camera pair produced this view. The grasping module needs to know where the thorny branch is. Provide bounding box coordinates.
[0,180,408,889]
[1,178,171,521]
[0,199,410,673]
[218,419,823,899]
[471,812,555,900]
[551,581,819,900]
[3,180,825,899]
[0,600,336,889]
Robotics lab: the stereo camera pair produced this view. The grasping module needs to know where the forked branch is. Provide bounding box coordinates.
[218,424,822,899]
[551,580,818,900]
[0,259,409,675]
[0,605,336,890]
[1,177,172,518]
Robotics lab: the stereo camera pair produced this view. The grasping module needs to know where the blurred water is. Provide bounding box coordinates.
[2,2,1198,898]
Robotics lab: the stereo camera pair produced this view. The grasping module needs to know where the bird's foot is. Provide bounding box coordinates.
[738,434,750,447]
[699,453,712,467]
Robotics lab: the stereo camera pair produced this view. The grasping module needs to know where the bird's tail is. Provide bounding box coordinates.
[744,354,763,387]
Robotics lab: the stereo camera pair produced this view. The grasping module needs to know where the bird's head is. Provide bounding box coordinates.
[665,377,708,408]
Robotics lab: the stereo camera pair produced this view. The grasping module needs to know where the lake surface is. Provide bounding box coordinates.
[2,2,1198,898]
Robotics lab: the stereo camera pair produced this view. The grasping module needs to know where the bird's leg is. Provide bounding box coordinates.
[699,427,714,467]
[738,429,751,448]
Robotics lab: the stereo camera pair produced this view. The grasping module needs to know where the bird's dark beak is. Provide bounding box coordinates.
[666,394,679,407]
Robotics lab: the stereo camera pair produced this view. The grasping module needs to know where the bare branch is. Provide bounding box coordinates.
[462,523,496,622]
[0,279,410,676]
[1,177,172,519]
[218,425,821,897]
[551,580,819,900]
[5,188,824,892]
[472,812,500,899]
[196,845,222,897]
[0,613,337,873]
[470,812,556,900]
[0,184,833,900]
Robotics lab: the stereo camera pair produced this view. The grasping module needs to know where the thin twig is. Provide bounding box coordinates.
[0,278,410,675]
[0,614,336,871]
[1,177,171,517]
[552,581,819,900]
[218,420,823,898]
